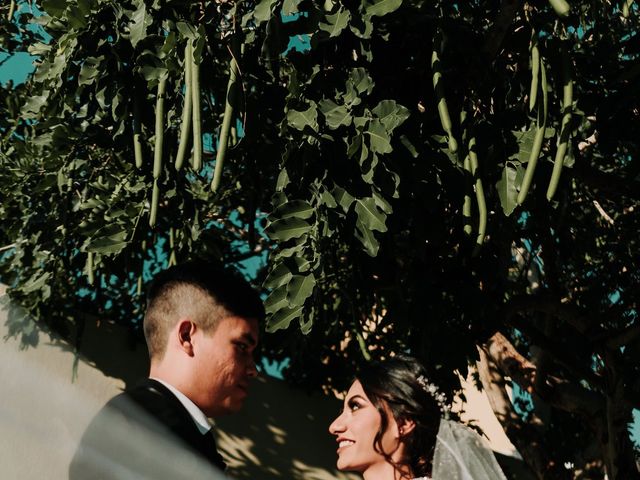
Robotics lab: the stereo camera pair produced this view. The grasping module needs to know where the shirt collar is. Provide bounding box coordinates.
[150,377,212,435]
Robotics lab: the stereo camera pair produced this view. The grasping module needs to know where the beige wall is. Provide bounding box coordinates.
[0,285,530,479]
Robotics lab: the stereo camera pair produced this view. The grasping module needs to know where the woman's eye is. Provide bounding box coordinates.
[348,402,361,412]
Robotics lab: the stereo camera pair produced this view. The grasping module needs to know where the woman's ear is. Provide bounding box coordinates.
[397,418,416,438]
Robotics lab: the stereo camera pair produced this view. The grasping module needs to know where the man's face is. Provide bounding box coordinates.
[192,315,259,417]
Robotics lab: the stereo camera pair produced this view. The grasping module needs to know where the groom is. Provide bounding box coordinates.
[69,262,264,478]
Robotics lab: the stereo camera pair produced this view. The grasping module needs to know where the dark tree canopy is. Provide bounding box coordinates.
[1,0,639,478]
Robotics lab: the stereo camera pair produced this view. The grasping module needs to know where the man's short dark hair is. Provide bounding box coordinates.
[143,262,264,359]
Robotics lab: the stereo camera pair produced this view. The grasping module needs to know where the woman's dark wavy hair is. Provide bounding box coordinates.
[356,355,443,478]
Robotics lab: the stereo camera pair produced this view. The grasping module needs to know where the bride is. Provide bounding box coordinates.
[329,355,508,480]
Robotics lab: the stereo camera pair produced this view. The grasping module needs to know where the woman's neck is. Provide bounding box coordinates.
[362,462,413,480]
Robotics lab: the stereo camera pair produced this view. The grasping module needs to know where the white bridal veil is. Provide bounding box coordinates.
[432,419,508,480]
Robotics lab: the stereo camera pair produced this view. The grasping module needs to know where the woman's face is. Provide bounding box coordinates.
[328,380,401,473]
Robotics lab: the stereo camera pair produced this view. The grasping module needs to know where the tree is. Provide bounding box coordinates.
[1,0,638,478]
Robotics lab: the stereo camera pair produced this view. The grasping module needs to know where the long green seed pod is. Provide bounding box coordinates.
[149,179,160,227]
[468,135,487,248]
[549,0,571,17]
[137,239,146,297]
[191,39,202,172]
[518,59,549,205]
[230,126,238,147]
[168,227,177,266]
[7,0,15,21]
[460,110,472,235]
[86,251,94,285]
[547,49,573,201]
[623,0,633,18]
[175,42,193,171]
[153,77,167,179]
[211,48,240,192]
[463,153,473,235]
[432,31,458,153]
[529,34,540,112]
[133,97,144,169]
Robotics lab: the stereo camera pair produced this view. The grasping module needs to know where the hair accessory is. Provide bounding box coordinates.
[416,375,450,417]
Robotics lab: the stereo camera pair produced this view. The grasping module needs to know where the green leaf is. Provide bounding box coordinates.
[78,56,103,86]
[497,162,521,216]
[318,9,351,38]
[176,22,197,39]
[347,134,362,158]
[365,0,403,17]
[253,0,279,23]
[513,128,537,164]
[22,272,53,294]
[282,0,299,15]
[373,100,410,132]
[287,273,316,307]
[286,104,318,131]
[42,0,67,18]
[319,99,352,129]
[333,186,355,212]
[264,262,293,289]
[127,0,150,48]
[355,221,380,256]
[348,68,374,95]
[373,191,392,214]
[265,284,289,314]
[321,190,338,209]
[87,229,129,254]
[271,200,315,220]
[276,169,290,191]
[355,197,388,232]
[267,305,304,332]
[67,6,88,29]
[267,217,313,241]
[366,120,393,154]
[21,93,49,117]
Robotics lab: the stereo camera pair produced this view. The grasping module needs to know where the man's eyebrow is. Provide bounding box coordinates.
[241,332,258,346]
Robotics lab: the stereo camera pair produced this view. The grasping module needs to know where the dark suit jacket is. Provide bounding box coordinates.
[69,378,226,479]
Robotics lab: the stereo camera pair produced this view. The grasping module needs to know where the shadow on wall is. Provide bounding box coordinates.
[0,286,356,480]
[215,376,357,480]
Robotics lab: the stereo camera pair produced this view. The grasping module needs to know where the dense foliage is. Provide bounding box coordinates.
[1,0,639,478]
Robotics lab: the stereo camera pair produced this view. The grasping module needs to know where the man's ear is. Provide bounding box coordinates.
[397,417,416,438]
[177,320,196,356]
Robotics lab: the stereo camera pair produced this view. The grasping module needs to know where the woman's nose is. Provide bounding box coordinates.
[329,412,345,435]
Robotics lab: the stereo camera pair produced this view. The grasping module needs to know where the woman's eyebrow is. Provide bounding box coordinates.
[346,394,367,403]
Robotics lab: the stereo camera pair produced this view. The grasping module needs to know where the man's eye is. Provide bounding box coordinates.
[235,342,248,352]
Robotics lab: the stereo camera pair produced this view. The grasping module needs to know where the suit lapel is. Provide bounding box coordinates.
[129,378,227,471]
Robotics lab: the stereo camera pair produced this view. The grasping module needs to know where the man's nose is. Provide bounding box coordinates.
[247,356,258,377]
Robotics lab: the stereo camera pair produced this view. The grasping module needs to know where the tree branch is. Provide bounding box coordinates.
[502,294,592,335]
[477,348,566,479]
[482,332,605,420]
[507,317,604,390]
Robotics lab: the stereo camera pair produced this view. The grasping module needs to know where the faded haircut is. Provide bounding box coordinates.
[143,262,264,360]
